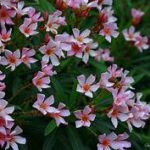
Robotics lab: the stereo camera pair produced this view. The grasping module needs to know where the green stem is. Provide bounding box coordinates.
[8,83,32,102]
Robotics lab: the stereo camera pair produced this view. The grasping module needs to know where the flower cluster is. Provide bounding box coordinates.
[123,9,149,52]
[56,0,119,42]
[97,132,131,150]
[95,48,114,62]
[33,94,70,126]
[0,71,26,150]
[76,64,150,132]
[0,0,149,150]
[0,48,37,71]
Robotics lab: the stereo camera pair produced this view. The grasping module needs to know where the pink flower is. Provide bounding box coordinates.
[99,64,123,89]
[54,33,73,52]
[97,132,117,150]
[122,26,140,41]
[39,40,61,66]
[67,0,82,9]
[82,41,98,63]
[131,8,144,25]
[0,91,5,99]
[41,62,57,76]
[45,10,66,34]
[0,71,6,92]
[74,105,96,128]
[0,0,12,8]
[14,1,32,17]
[95,48,114,62]
[99,23,119,42]
[67,0,97,9]
[0,82,6,92]
[32,71,50,92]
[0,100,14,122]
[0,25,12,42]
[111,133,131,150]
[126,93,150,132]
[77,74,99,98]
[97,132,131,150]
[134,35,149,52]
[21,48,37,68]
[0,0,16,8]
[0,127,6,147]
[0,49,21,71]
[0,71,5,81]
[0,6,16,25]
[5,126,26,150]
[72,28,92,44]
[98,7,117,24]
[99,64,134,92]
[107,104,129,128]
[48,102,70,126]
[19,19,38,37]
[27,8,43,23]
[135,93,150,120]
[33,94,57,115]
[67,43,84,58]
[112,89,134,106]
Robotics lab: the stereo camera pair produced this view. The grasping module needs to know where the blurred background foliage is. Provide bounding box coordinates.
[5,0,150,149]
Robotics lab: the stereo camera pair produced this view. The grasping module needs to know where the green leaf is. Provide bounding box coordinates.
[93,117,114,134]
[67,126,84,150]
[89,59,107,73]
[38,0,55,13]
[69,80,78,108]
[12,77,23,95]
[43,130,57,150]
[44,120,57,136]
[51,77,67,101]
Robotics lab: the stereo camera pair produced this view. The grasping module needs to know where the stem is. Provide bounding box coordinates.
[13,110,41,117]
[8,83,32,102]
[86,127,98,137]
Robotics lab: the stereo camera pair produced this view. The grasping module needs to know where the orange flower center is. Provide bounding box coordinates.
[72,43,80,53]
[104,28,111,35]
[2,34,9,40]
[0,11,7,18]
[36,79,43,86]
[24,28,30,34]
[128,34,133,40]
[77,36,83,42]
[84,46,90,53]
[102,139,110,147]
[40,103,47,109]
[22,56,29,63]
[111,109,119,117]
[0,132,5,141]
[8,56,16,64]
[81,114,89,121]
[83,84,90,92]
[46,49,53,56]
